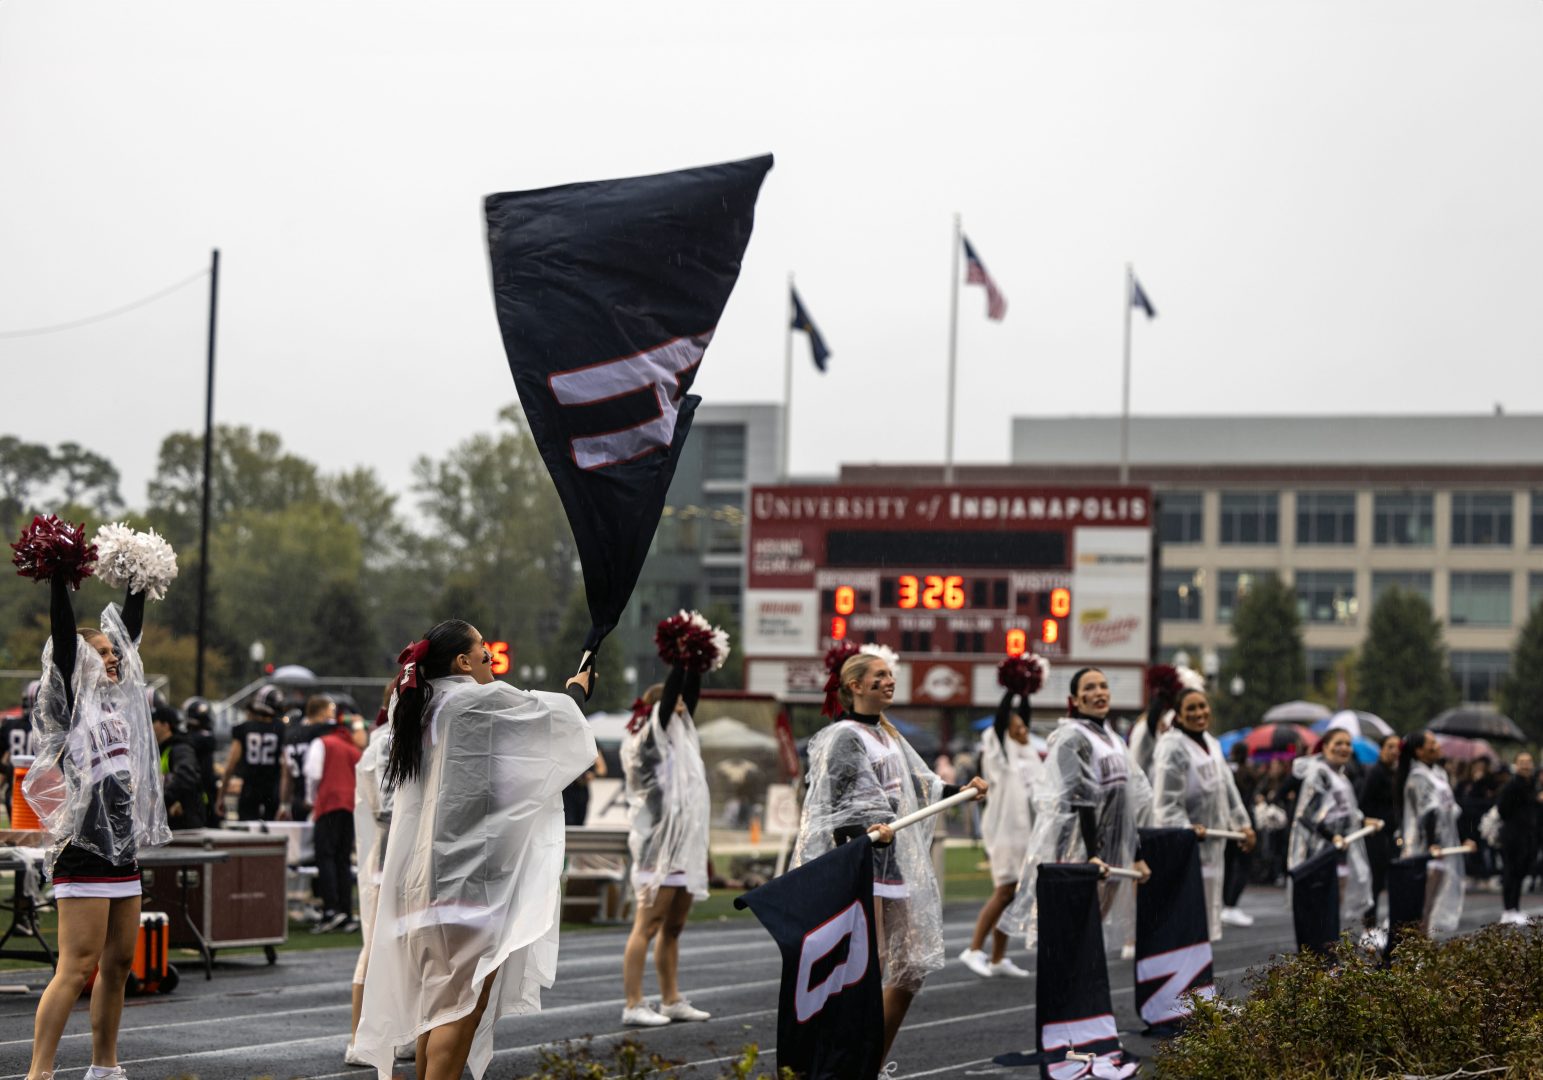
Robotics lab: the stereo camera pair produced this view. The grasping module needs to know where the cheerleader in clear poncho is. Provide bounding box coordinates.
[15,518,175,1080]
[795,650,987,1065]
[344,689,399,1067]
[619,612,721,1028]
[1000,667,1153,955]
[1397,730,1470,934]
[1150,687,1255,941]
[1289,727,1380,933]
[354,620,597,1080]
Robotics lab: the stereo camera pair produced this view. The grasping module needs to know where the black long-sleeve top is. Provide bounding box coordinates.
[1498,774,1537,840]
[656,665,701,731]
[1358,762,1400,828]
[50,574,144,716]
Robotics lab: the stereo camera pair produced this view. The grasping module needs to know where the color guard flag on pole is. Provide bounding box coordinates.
[1130,271,1157,319]
[963,235,1007,321]
[1289,845,1342,956]
[1134,828,1215,1035]
[484,155,773,657]
[790,285,830,372]
[734,837,884,1080]
[1384,854,1430,965]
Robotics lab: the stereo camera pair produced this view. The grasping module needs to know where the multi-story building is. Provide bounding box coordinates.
[614,403,783,690]
[1001,414,1543,703]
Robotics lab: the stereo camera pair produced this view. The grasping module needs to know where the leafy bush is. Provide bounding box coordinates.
[513,1038,793,1080]
[1155,924,1543,1079]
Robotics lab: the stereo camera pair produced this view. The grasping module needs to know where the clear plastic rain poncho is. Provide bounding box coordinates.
[25,603,169,871]
[1150,729,1251,941]
[352,722,394,985]
[355,676,596,1079]
[1000,717,1153,953]
[1126,709,1170,780]
[620,701,711,907]
[794,716,947,990]
[1401,761,1465,933]
[1288,756,1371,924]
[979,726,1044,885]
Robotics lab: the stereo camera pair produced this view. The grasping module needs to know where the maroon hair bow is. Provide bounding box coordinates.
[397,639,430,691]
[626,696,650,735]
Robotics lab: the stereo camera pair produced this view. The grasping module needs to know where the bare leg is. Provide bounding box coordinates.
[421,972,497,1080]
[655,887,693,1004]
[622,886,672,1007]
[881,986,916,1061]
[969,882,1017,954]
[89,895,140,1066]
[350,983,364,1041]
[875,898,922,1064]
[29,897,110,1077]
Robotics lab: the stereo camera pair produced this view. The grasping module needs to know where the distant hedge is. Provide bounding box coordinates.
[1155,923,1543,1079]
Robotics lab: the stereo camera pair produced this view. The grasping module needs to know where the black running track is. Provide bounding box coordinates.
[0,888,1509,1079]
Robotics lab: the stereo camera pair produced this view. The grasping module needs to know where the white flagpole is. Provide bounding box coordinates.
[781,272,794,481]
[1119,262,1132,486]
[944,214,961,484]
[868,787,976,841]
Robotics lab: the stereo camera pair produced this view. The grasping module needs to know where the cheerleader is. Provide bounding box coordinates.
[354,620,597,1080]
[1150,687,1255,940]
[1397,730,1471,934]
[1289,728,1380,933]
[795,648,987,1066]
[16,518,175,1080]
[1001,667,1152,955]
[619,611,723,1027]
[959,656,1047,979]
[344,687,399,1067]
[1128,663,1204,780]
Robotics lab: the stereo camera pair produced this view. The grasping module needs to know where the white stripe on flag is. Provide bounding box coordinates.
[1040,1014,1119,1051]
[1136,941,1215,1025]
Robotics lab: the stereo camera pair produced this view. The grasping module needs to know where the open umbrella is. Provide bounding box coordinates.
[1244,723,1313,758]
[268,664,318,687]
[1261,700,1332,725]
[1216,727,1253,758]
[1314,710,1395,742]
[1432,733,1498,764]
[1428,706,1527,743]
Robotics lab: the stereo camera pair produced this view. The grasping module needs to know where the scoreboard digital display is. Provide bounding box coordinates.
[742,485,1154,710]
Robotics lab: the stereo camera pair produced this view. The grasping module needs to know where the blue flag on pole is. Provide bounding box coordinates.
[790,286,831,372]
[1130,272,1157,319]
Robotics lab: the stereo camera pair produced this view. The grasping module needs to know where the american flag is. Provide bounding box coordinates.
[962,235,1006,321]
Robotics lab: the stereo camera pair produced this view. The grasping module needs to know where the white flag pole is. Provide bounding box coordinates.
[1339,821,1383,848]
[1119,262,1133,486]
[781,272,794,481]
[943,213,961,485]
[1203,828,1248,841]
[867,787,976,841]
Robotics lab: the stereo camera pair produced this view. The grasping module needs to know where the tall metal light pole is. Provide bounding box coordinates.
[195,249,219,696]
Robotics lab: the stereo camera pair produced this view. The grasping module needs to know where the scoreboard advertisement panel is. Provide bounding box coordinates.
[742,485,1154,710]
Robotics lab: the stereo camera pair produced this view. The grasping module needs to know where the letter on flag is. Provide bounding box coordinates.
[734,837,884,1080]
[790,285,831,372]
[1289,845,1342,956]
[1134,828,1215,1033]
[963,235,1007,321]
[484,155,773,654]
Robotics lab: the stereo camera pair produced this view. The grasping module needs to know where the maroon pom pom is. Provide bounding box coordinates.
[819,641,864,719]
[11,515,97,589]
[998,654,1047,697]
[655,613,719,674]
[1145,664,1182,703]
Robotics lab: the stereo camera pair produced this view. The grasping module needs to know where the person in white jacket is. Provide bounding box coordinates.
[1397,730,1472,934]
[354,620,596,1080]
[1150,687,1256,940]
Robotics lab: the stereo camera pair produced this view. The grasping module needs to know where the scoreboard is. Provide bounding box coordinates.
[741,485,1154,710]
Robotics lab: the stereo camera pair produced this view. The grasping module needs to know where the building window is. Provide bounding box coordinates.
[1159,568,1204,622]
[1295,491,1355,546]
[1532,491,1543,547]
[1158,492,1204,544]
[654,506,701,554]
[1307,649,1348,696]
[1219,492,1279,545]
[706,493,744,554]
[1371,571,1433,608]
[704,565,742,618]
[1295,570,1357,625]
[1450,491,1513,546]
[1450,650,1509,703]
[1217,570,1269,623]
[1449,571,1512,626]
[701,424,748,482]
[1373,492,1434,546]
[1529,572,1543,617]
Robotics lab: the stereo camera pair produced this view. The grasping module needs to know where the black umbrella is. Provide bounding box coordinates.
[1428,706,1527,743]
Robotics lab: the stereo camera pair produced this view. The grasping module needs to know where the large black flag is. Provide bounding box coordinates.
[994,863,1136,1079]
[1384,854,1430,965]
[1134,828,1215,1033]
[1289,846,1342,956]
[485,155,773,654]
[734,837,884,1080]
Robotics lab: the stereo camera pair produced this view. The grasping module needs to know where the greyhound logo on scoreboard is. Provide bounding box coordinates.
[793,900,871,1022]
[917,664,967,703]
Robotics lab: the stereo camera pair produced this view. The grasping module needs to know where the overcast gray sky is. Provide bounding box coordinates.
[4,1,1541,509]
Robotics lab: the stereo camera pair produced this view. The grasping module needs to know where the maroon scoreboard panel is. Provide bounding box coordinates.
[742,485,1154,711]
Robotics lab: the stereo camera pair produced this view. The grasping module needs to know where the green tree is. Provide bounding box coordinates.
[146,426,323,547]
[300,579,383,675]
[1355,586,1457,732]
[0,435,55,535]
[53,441,123,516]
[1221,574,1306,727]
[1499,599,1543,742]
[702,602,743,691]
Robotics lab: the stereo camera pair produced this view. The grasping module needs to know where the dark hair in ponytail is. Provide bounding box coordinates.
[1394,730,1431,805]
[383,619,478,789]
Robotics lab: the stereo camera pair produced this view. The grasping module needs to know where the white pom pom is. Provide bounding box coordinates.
[859,643,900,669]
[1034,655,1052,687]
[709,625,731,671]
[1177,665,1207,691]
[93,523,179,601]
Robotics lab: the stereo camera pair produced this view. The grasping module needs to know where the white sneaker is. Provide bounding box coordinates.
[1220,906,1255,927]
[660,997,711,1021]
[1500,910,1527,926]
[1358,927,1387,952]
[1120,943,1135,960]
[879,1063,900,1079]
[87,1070,129,1080]
[989,957,1030,979]
[958,947,994,978]
[622,1003,672,1026]
[344,1043,368,1066]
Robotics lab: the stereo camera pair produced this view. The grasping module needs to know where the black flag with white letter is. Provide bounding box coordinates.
[485,155,773,654]
[1384,854,1430,965]
[1134,828,1215,1033]
[1289,845,1342,956]
[734,836,883,1080]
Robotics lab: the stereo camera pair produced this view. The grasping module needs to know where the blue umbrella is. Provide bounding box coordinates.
[1350,736,1380,764]
[1216,727,1253,757]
